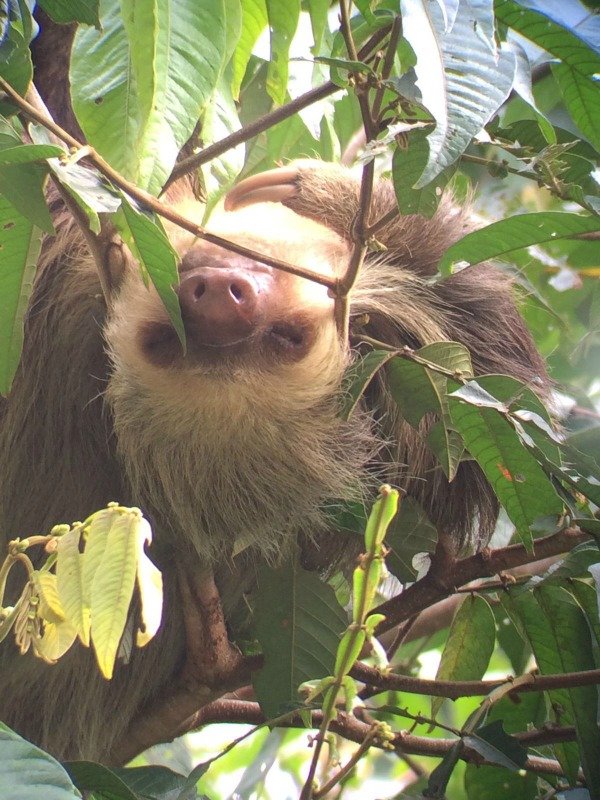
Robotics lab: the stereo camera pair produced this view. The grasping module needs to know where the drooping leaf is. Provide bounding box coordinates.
[432,594,496,718]
[495,0,600,153]
[252,560,347,719]
[265,0,300,105]
[0,196,43,394]
[508,583,600,788]
[232,0,268,99]
[340,348,397,419]
[0,724,80,800]
[89,508,145,679]
[56,526,90,646]
[38,0,100,26]
[400,0,515,187]
[117,196,184,348]
[439,212,600,274]
[464,720,527,770]
[385,497,438,583]
[72,0,226,194]
[449,387,563,544]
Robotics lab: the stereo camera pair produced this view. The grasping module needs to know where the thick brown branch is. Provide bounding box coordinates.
[351,664,600,700]
[182,700,575,778]
[373,526,589,633]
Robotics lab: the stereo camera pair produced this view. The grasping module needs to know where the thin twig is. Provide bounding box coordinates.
[0,77,337,291]
[165,23,393,188]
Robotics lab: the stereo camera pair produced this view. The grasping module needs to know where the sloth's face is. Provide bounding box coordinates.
[104,201,351,412]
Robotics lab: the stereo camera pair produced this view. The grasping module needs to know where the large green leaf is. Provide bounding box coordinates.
[0,724,80,800]
[252,561,347,719]
[400,0,515,187]
[38,0,100,26]
[231,0,267,98]
[0,196,43,394]
[495,0,600,153]
[509,584,600,791]
[439,212,600,273]
[0,163,53,232]
[72,0,226,194]
[431,594,496,718]
[265,0,300,105]
[117,197,184,347]
[449,385,563,544]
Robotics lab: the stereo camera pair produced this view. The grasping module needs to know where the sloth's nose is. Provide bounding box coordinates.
[177,267,265,346]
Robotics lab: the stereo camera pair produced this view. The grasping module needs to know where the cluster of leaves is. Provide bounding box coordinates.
[0,0,599,798]
[0,505,162,678]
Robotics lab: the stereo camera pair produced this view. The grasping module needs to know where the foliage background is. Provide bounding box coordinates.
[0,0,599,798]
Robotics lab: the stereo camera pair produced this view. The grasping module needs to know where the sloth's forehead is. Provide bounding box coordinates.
[167,199,349,278]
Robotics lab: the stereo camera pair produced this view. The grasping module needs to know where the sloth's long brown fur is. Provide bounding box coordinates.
[0,161,548,761]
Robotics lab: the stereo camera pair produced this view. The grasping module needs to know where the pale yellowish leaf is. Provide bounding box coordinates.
[34,619,77,662]
[89,508,140,679]
[32,571,65,623]
[56,526,90,646]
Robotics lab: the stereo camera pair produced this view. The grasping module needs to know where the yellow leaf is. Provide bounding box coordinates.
[56,526,90,646]
[34,619,77,663]
[32,571,65,623]
[89,508,140,679]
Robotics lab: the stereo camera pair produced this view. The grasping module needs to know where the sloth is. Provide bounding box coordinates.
[0,160,547,761]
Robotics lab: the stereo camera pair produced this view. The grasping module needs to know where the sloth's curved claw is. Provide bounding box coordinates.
[224,166,301,211]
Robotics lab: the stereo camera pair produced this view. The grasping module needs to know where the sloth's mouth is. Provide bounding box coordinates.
[138,318,311,368]
[267,322,305,350]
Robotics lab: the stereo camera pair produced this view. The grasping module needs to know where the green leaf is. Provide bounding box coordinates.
[232,0,267,98]
[0,143,64,165]
[432,594,495,718]
[440,212,600,274]
[385,497,438,583]
[265,0,300,105]
[388,342,472,479]
[495,0,600,153]
[0,27,33,107]
[340,349,397,419]
[57,526,90,646]
[509,583,600,788]
[401,0,515,187]
[117,197,185,348]
[0,163,53,233]
[448,389,563,543]
[464,762,537,800]
[64,761,138,800]
[38,0,100,26]
[200,79,245,214]
[72,0,226,194]
[0,197,43,394]
[464,720,527,770]
[392,129,453,218]
[0,723,80,800]
[252,560,347,719]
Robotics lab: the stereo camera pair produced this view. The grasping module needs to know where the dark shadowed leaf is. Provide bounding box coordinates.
[385,497,438,582]
[0,196,42,394]
[0,724,80,800]
[252,560,347,719]
[432,594,495,718]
